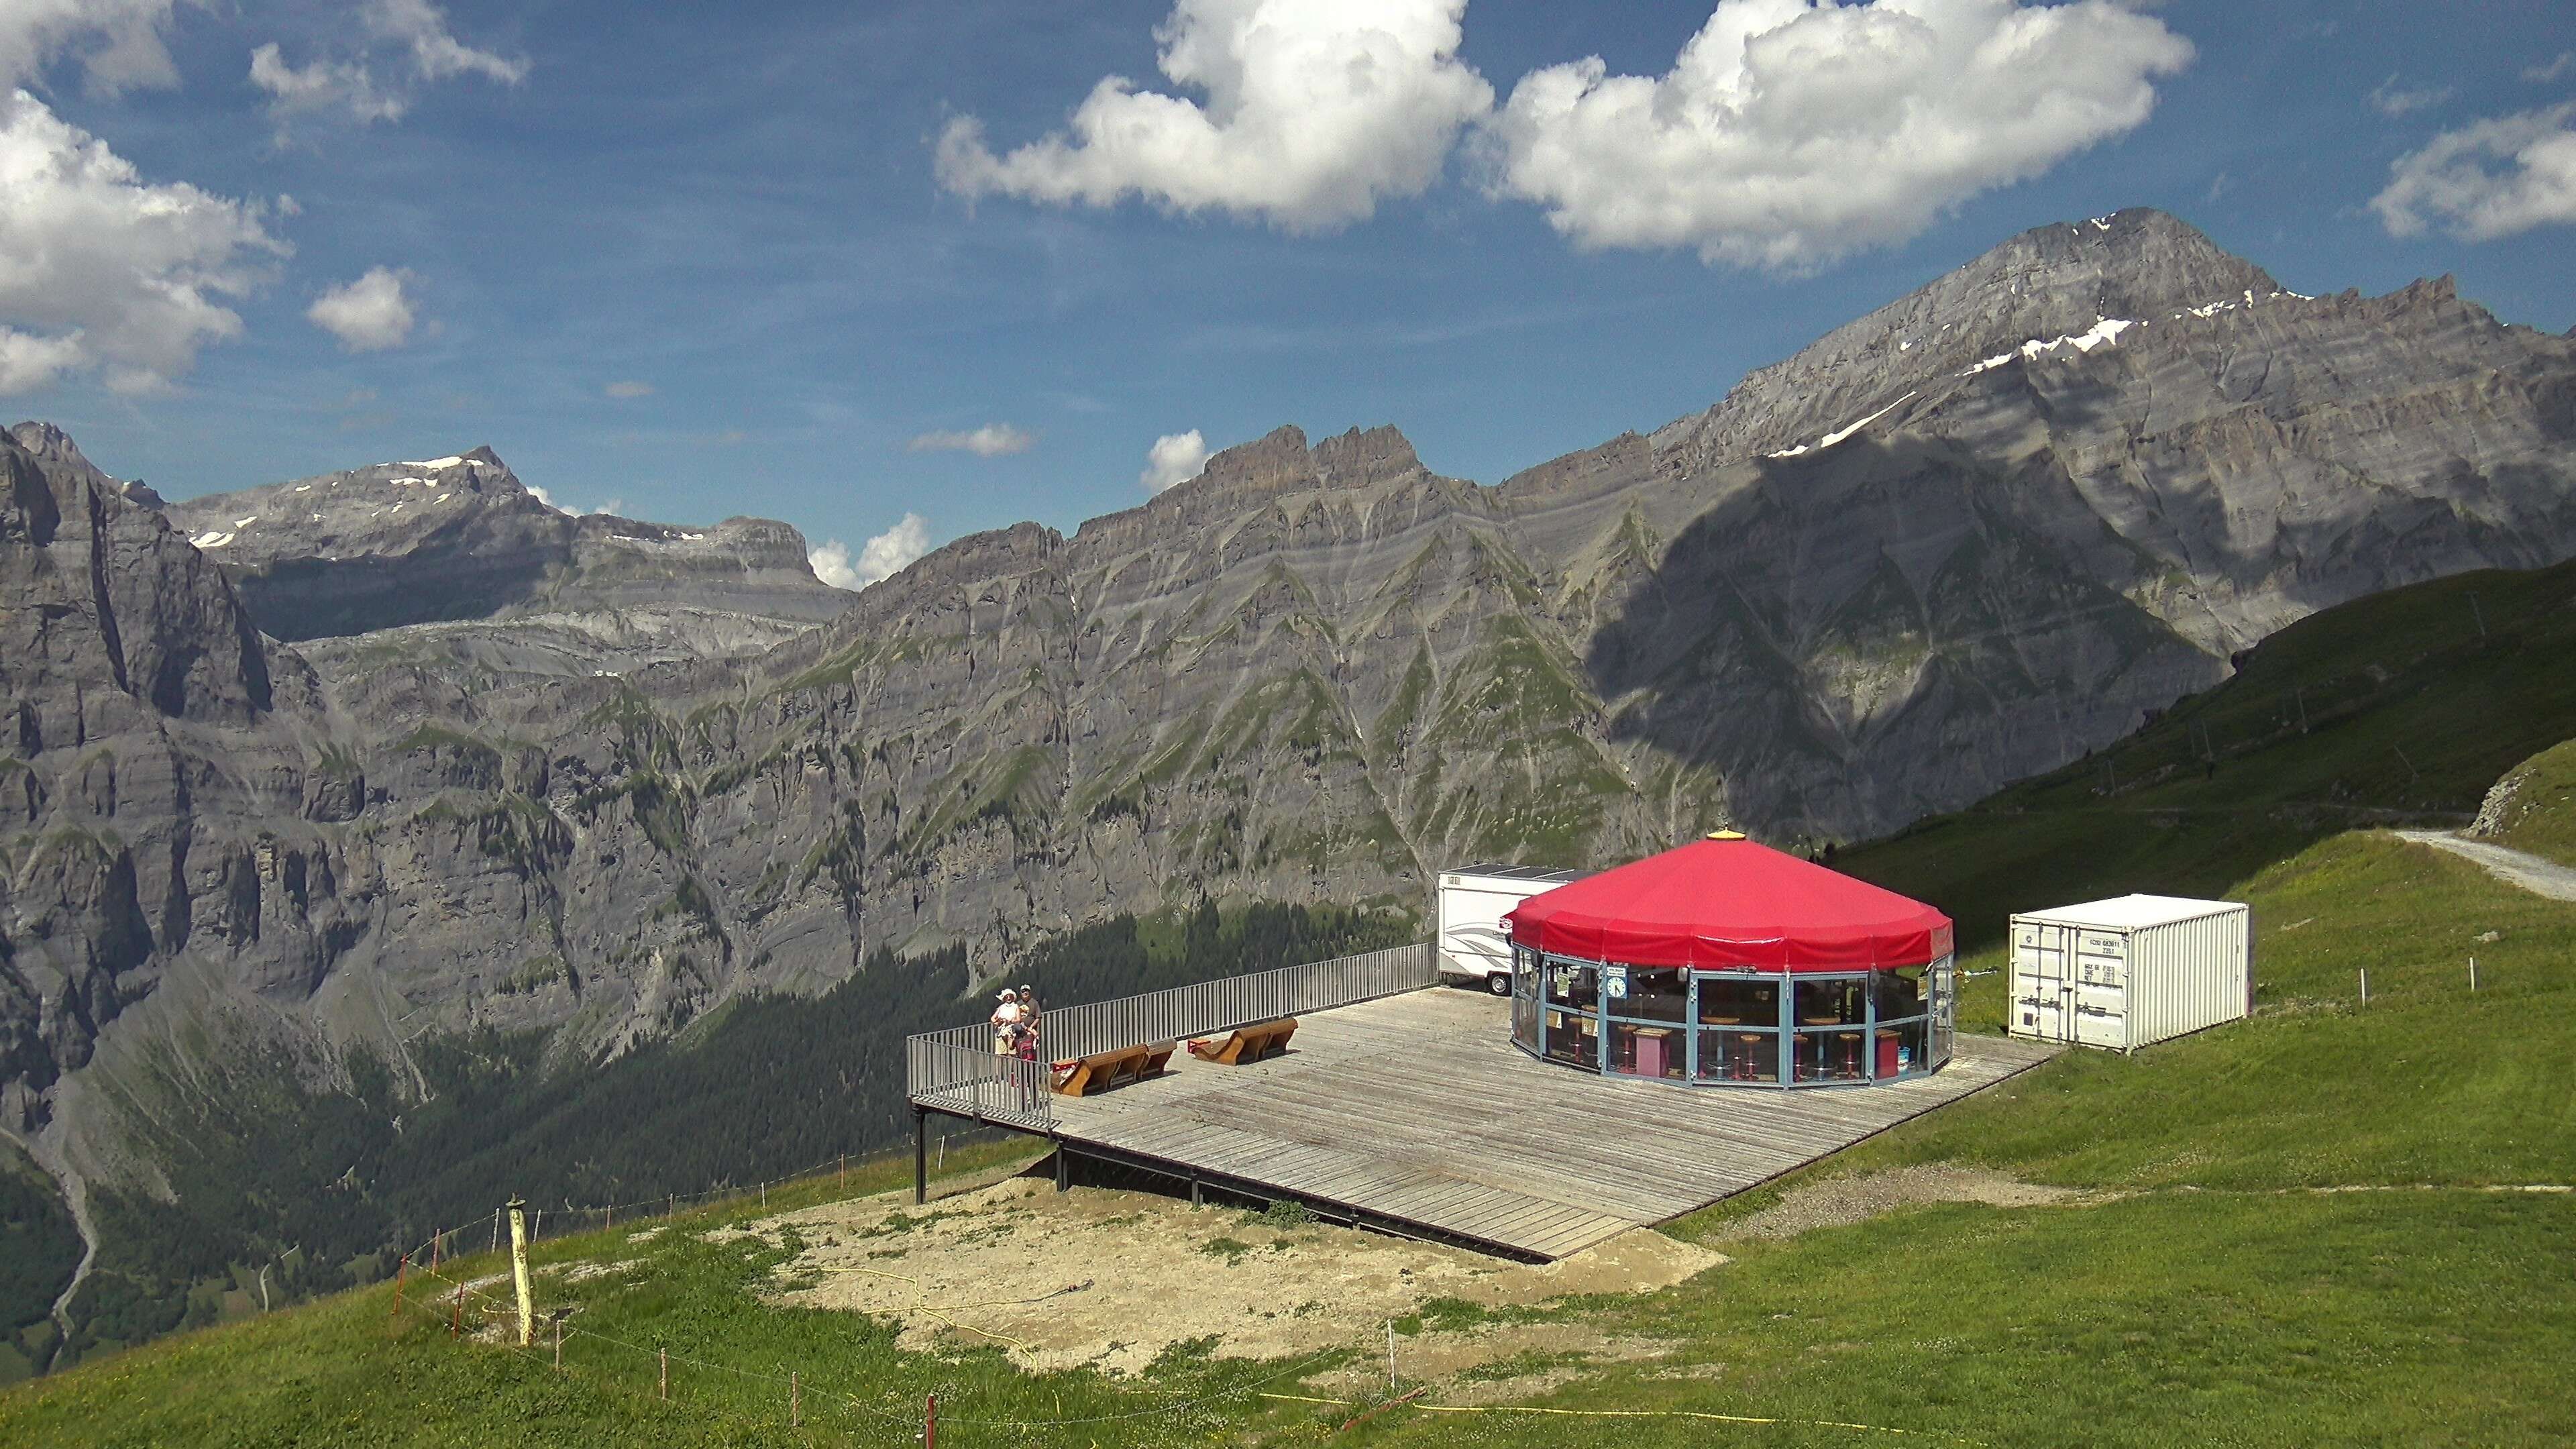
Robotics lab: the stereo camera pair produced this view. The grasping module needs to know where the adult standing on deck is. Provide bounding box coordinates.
[991,989,1025,1056]
[1015,985,1042,1064]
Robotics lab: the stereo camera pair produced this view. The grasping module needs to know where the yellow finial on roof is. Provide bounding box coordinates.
[1707,829,1746,841]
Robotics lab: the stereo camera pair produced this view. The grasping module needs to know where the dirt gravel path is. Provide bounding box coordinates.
[748,1175,1721,1377]
[1709,1165,2089,1242]
[2394,830,2576,902]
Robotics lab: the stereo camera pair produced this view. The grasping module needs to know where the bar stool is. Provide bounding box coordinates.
[1833,1031,1864,1079]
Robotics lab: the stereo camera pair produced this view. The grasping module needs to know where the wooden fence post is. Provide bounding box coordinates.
[391,1252,407,1321]
[659,1346,668,1401]
[508,1197,534,1347]
[791,1370,800,1427]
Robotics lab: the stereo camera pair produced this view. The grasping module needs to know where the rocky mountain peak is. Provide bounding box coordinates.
[1311,425,1424,489]
[1646,206,2285,466]
[1191,424,1318,495]
[7,419,160,506]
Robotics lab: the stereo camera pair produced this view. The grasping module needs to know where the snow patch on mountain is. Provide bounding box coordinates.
[1769,392,1919,459]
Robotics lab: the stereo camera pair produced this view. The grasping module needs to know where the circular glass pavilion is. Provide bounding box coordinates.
[1503,833,1956,1087]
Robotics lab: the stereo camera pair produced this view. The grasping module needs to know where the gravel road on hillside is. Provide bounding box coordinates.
[2394,830,2576,902]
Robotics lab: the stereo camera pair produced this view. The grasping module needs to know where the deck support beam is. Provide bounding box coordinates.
[1055,1147,1071,1193]
[912,1106,926,1205]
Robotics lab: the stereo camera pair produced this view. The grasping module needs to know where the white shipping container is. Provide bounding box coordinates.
[1436,865,1589,995]
[2007,895,2251,1053]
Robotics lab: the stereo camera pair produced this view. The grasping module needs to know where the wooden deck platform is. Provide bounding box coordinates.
[1028,989,2060,1260]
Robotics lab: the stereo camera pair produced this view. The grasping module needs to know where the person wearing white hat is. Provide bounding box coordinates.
[990,989,1026,1056]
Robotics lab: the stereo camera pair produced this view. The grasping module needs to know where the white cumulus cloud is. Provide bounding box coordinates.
[808,539,860,590]
[936,0,1493,233]
[812,513,933,590]
[2367,74,2453,119]
[2526,52,2573,85]
[2371,101,2576,241]
[604,380,653,398]
[1141,429,1208,494]
[1481,0,2195,270]
[0,91,284,395]
[252,0,525,128]
[250,44,402,125]
[0,0,188,97]
[372,0,526,85]
[308,267,419,352]
[906,423,1035,457]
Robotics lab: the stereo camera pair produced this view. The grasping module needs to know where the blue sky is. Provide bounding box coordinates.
[7,1,2573,585]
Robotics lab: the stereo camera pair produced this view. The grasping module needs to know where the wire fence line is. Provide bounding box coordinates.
[406,945,1436,1273]
[392,1244,1366,1435]
[394,1132,1017,1271]
[393,1242,1983,1443]
[904,942,1436,1130]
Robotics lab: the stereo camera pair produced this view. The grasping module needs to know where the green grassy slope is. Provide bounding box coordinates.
[2485,737,2576,867]
[1350,831,2576,1449]
[20,902,1411,1378]
[1837,558,2576,949]
[7,830,2570,1447]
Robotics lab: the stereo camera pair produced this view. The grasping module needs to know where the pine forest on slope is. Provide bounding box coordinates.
[3,207,2575,1372]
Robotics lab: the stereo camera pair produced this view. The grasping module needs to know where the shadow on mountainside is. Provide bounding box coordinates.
[1581,437,2221,845]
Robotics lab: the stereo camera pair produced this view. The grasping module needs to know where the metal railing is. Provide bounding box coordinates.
[904,942,1435,1124]
[905,1036,1059,1131]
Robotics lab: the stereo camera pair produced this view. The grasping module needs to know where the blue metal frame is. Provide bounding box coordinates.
[1511,943,1952,1089]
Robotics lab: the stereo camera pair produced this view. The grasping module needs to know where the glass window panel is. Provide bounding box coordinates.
[1609,1022,1685,1080]
[1544,961,1596,1012]
[1616,968,1688,1022]
[1792,1030,1827,1083]
[1512,991,1540,1053]
[1695,975,1778,1027]
[1876,1020,1925,1077]
[1542,1003,1596,1069]
[1872,965,1927,1020]
[1513,945,1540,999]
[1831,1028,1870,1081]
[1931,955,1957,1069]
[1699,1026,1779,1083]
[1794,977,1866,1027]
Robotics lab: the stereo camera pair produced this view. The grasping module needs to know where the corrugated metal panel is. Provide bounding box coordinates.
[2007,900,2248,1052]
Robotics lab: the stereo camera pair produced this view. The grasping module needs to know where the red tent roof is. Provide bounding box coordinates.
[1505,834,1953,972]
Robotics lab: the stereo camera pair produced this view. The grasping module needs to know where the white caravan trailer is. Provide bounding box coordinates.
[1437,865,1589,995]
[2008,895,2251,1053]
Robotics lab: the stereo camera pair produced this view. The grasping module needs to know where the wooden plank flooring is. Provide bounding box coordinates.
[1001,989,2059,1260]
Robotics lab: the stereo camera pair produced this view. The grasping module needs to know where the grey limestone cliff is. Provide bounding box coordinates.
[158,447,855,686]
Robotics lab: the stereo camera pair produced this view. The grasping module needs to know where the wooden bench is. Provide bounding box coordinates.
[1187,1017,1297,1066]
[1050,1041,1177,1097]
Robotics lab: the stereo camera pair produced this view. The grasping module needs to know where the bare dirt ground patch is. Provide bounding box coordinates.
[751,1173,1721,1378]
[1713,1165,2089,1242]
